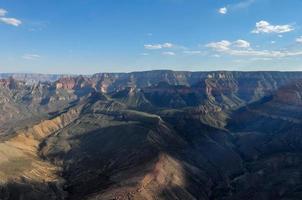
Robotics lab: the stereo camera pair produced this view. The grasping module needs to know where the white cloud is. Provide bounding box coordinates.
[22,54,41,60]
[144,44,162,50]
[252,20,294,34]
[162,43,173,48]
[140,53,149,56]
[162,51,175,56]
[0,8,22,27]
[144,42,174,50]
[250,57,273,61]
[218,7,227,14]
[206,40,231,51]
[0,17,22,26]
[0,8,7,16]
[206,39,250,52]
[183,50,202,55]
[206,39,302,58]
[278,34,283,38]
[212,54,221,58]
[233,39,250,48]
[296,36,302,44]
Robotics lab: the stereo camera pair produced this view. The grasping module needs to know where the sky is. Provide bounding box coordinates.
[1,0,302,74]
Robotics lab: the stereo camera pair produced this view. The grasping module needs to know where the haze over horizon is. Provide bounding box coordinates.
[1,0,302,74]
[2,69,302,76]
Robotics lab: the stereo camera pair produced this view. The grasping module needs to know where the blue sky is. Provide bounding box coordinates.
[0,0,302,74]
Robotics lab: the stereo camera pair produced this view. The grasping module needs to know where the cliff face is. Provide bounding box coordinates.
[0,78,80,136]
[274,80,302,106]
[0,71,302,200]
[90,71,302,95]
[2,70,301,99]
[77,71,302,111]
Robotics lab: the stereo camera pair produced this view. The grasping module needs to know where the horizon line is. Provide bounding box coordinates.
[1,69,302,76]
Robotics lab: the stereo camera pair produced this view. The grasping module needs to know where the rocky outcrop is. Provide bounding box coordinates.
[0,77,25,89]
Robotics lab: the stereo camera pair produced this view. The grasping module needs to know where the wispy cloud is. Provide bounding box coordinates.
[0,17,22,26]
[144,43,174,50]
[162,51,175,56]
[22,54,41,60]
[206,40,302,58]
[252,20,294,34]
[212,54,221,58]
[0,8,22,27]
[183,50,202,55]
[0,8,7,16]
[232,0,256,10]
[249,57,273,61]
[219,0,256,15]
[296,36,302,43]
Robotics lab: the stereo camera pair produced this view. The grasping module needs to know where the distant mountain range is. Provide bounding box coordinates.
[1,70,301,85]
[0,70,302,200]
[0,73,65,83]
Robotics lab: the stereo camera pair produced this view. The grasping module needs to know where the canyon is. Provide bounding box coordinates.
[0,70,301,200]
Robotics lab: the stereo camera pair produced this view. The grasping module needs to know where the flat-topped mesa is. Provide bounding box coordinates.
[55,76,95,90]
